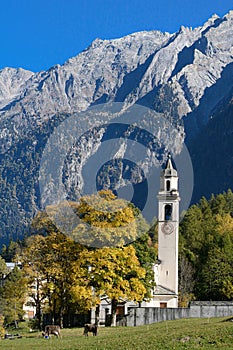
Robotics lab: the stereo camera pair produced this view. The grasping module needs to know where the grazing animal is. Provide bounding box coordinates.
[83,323,98,336]
[42,325,61,338]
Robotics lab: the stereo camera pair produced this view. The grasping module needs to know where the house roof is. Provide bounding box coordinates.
[153,285,176,296]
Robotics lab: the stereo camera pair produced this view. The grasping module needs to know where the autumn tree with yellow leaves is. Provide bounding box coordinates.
[19,190,155,327]
[43,190,149,248]
[19,233,95,328]
[79,245,147,326]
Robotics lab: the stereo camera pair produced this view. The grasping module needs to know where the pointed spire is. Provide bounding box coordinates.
[163,153,177,177]
[165,153,173,170]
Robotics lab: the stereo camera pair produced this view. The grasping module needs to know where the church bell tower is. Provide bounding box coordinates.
[156,154,180,307]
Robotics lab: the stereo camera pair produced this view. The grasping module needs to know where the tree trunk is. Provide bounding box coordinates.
[67,306,71,327]
[52,299,56,325]
[58,303,64,328]
[95,305,100,326]
[60,314,64,329]
[35,279,42,330]
[36,303,42,330]
[110,299,118,327]
[14,302,18,328]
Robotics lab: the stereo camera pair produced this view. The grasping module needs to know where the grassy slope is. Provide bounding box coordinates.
[0,317,233,350]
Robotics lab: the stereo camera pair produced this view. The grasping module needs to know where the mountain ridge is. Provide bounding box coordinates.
[0,11,233,244]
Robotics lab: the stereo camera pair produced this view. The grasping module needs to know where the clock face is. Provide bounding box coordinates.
[161,222,174,235]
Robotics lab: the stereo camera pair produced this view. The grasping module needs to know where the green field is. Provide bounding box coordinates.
[1,317,233,350]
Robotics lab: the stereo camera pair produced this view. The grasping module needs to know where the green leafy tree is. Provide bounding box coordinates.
[0,266,27,327]
[132,233,157,299]
[0,256,8,287]
[178,254,195,307]
[179,204,205,262]
[1,241,20,262]
[197,246,232,300]
[0,315,5,338]
[180,190,233,301]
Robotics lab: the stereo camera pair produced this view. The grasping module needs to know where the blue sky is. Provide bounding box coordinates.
[0,0,232,72]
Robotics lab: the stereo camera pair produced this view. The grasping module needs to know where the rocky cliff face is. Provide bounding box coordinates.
[0,11,233,244]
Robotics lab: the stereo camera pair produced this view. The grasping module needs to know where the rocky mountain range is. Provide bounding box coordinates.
[0,10,233,245]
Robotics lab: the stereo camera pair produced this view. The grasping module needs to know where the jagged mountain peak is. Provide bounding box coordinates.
[0,11,233,149]
[223,9,233,20]
[64,29,171,68]
[203,13,220,27]
[0,67,34,109]
[1,11,232,118]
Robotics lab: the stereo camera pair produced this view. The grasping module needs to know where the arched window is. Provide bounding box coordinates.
[164,204,172,221]
[166,180,170,191]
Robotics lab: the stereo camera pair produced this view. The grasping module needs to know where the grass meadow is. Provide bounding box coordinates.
[0,317,232,350]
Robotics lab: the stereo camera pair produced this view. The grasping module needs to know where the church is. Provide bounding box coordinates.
[142,154,180,308]
[92,154,180,324]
